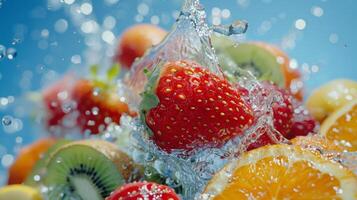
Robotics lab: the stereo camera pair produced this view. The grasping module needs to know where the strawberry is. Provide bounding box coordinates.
[286,99,318,139]
[43,66,135,135]
[106,182,180,200]
[247,82,294,150]
[140,60,254,153]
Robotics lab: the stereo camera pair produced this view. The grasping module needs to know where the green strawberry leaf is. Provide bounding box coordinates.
[139,63,163,136]
[107,63,120,82]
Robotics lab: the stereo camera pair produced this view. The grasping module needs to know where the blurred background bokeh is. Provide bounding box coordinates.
[0,0,356,185]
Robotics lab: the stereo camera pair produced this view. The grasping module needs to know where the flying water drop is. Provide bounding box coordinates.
[2,115,12,126]
[6,48,17,60]
[213,20,248,36]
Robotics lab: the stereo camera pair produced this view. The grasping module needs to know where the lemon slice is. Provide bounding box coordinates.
[320,99,357,151]
[202,144,357,200]
[0,185,42,200]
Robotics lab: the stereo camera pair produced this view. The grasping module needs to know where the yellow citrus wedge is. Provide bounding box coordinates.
[203,144,357,200]
[306,79,357,122]
[320,99,357,151]
[0,185,43,200]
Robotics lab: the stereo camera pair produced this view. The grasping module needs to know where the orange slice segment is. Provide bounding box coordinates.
[320,99,357,151]
[203,144,357,200]
[291,135,343,152]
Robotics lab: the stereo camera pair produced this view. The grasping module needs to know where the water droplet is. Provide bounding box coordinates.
[34,174,41,182]
[54,19,68,33]
[2,115,12,126]
[311,6,324,17]
[295,19,306,30]
[6,48,17,60]
[1,154,14,167]
[213,20,248,36]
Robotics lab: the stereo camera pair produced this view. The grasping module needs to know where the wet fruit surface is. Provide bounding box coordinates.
[306,79,357,122]
[7,138,56,185]
[0,185,43,200]
[106,182,180,200]
[115,24,167,68]
[204,144,357,200]
[143,60,254,152]
[43,78,134,135]
[321,100,357,151]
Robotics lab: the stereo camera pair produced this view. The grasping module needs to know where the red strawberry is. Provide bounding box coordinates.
[286,99,318,139]
[106,182,180,200]
[43,78,135,135]
[247,82,294,150]
[141,60,254,153]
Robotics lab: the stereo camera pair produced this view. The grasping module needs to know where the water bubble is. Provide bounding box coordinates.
[135,14,144,23]
[1,154,14,167]
[311,6,324,17]
[41,29,50,38]
[80,3,92,15]
[101,30,115,45]
[2,116,12,126]
[6,48,17,60]
[15,136,23,144]
[0,45,5,60]
[295,19,306,30]
[63,0,75,5]
[103,16,116,30]
[150,15,160,25]
[34,175,41,182]
[221,9,231,19]
[81,20,99,34]
[71,54,81,64]
[137,3,149,16]
[54,19,68,33]
[329,33,339,44]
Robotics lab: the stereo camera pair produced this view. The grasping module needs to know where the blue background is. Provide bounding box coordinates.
[0,0,356,185]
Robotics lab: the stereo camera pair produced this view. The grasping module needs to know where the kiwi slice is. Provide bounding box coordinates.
[212,35,285,86]
[25,139,70,186]
[42,140,141,200]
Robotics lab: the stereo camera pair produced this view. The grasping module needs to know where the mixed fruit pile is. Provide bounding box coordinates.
[1,20,357,200]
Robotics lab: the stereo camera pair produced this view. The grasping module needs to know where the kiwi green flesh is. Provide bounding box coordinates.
[43,145,124,200]
[212,36,285,87]
[25,139,70,186]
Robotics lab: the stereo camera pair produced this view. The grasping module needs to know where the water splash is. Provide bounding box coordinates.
[213,20,248,36]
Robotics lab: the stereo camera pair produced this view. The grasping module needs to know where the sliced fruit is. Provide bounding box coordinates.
[291,135,343,153]
[212,35,302,99]
[141,60,254,153]
[203,144,357,200]
[8,138,57,185]
[42,140,141,200]
[106,182,180,200]
[0,185,43,200]
[115,24,167,68]
[306,79,357,122]
[43,76,135,135]
[320,99,357,151]
[25,139,70,186]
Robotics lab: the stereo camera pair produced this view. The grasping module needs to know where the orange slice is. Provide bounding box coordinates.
[291,135,343,152]
[320,100,357,151]
[203,144,357,200]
